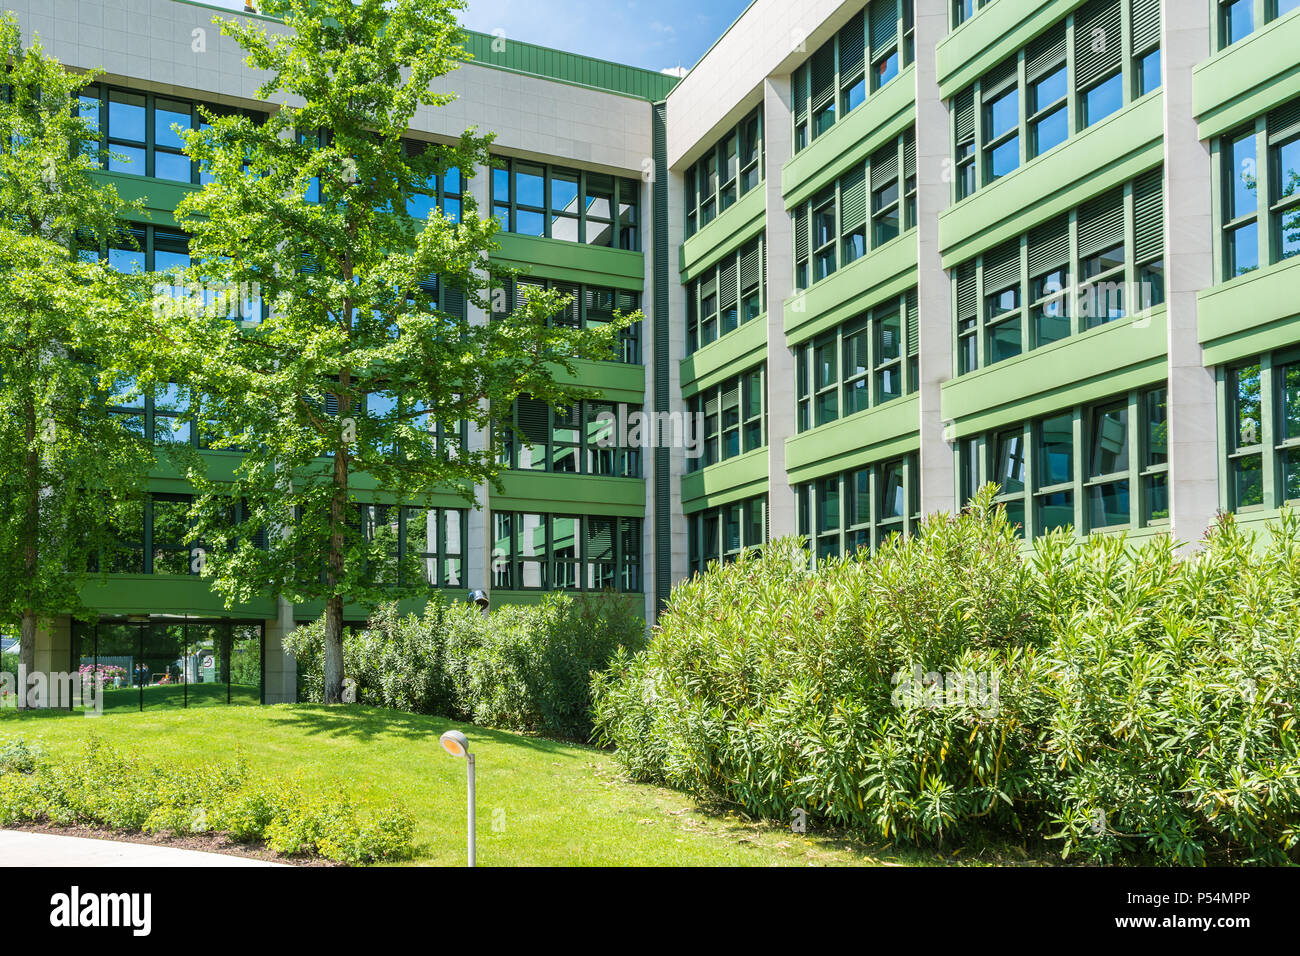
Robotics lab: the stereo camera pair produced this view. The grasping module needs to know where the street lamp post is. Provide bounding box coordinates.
[439,729,475,867]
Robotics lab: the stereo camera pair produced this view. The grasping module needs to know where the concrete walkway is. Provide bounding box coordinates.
[0,830,286,867]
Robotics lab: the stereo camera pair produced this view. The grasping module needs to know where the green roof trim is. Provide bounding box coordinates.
[171,1,676,102]
[459,30,679,101]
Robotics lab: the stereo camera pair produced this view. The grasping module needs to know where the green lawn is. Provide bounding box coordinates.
[0,704,1045,866]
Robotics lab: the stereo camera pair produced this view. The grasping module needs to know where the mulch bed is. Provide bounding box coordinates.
[5,821,340,866]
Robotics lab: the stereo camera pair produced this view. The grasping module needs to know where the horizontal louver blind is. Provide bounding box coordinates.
[1075,0,1122,88]
[982,56,1017,99]
[586,519,614,560]
[794,65,808,121]
[554,282,579,325]
[906,288,919,357]
[841,11,866,78]
[1268,98,1300,145]
[442,285,465,319]
[1078,188,1125,256]
[904,130,916,179]
[1028,216,1070,274]
[1133,167,1164,262]
[616,290,638,312]
[794,206,809,259]
[841,165,867,230]
[738,240,762,292]
[1131,0,1160,53]
[956,262,978,319]
[982,240,1020,292]
[869,0,899,56]
[517,395,550,443]
[812,46,836,110]
[871,146,899,190]
[1026,26,1065,79]
[719,259,738,308]
[955,89,975,146]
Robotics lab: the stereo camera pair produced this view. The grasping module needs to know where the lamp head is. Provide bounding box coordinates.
[468,589,489,610]
[440,729,470,758]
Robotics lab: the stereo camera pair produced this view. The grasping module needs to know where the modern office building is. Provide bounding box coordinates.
[6,0,1300,705]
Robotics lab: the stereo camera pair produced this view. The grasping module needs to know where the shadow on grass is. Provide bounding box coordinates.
[260,703,589,755]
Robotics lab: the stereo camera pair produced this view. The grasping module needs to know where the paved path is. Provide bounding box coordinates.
[0,830,286,867]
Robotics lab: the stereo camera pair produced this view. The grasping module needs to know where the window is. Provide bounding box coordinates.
[954,170,1162,373]
[793,129,914,290]
[1026,29,1067,159]
[686,235,764,353]
[1219,0,1254,48]
[1213,99,1300,279]
[493,513,641,592]
[1220,353,1300,511]
[951,0,990,29]
[796,454,918,561]
[685,108,762,237]
[687,366,767,472]
[688,496,767,573]
[792,0,913,153]
[951,0,1156,198]
[962,385,1165,537]
[497,278,641,363]
[501,397,641,477]
[403,141,463,223]
[795,291,918,432]
[1229,362,1265,509]
[79,85,263,184]
[982,61,1020,182]
[491,159,639,250]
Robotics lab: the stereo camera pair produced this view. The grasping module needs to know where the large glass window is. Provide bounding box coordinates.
[685,108,763,237]
[501,397,641,477]
[792,1,913,153]
[493,513,641,592]
[491,158,639,250]
[687,365,767,472]
[686,234,765,354]
[1214,98,1300,279]
[498,278,641,364]
[688,495,767,574]
[795,454,919,562]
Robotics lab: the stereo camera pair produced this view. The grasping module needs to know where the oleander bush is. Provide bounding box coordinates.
[286,591,646,741]
[0,736,415,864]
[591,486,1300,865]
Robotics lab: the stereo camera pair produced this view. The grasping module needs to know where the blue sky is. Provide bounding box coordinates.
[460,0,753,74]
[204,0,754,75]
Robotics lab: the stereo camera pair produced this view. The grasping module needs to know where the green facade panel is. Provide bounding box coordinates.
[1193,10,1300,140]
[784,237,918,344]
[490,473,645,515]
[493,233,645,289]
[679,314,768,395]
[785,396,921,484]
[678,186,766,281]
[680,449,770,513]
[1199,257,1300,365]
[936,0,1089,99]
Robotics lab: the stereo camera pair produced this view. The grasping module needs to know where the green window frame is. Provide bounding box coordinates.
[686,364,768,473]
[792,0,914,154]
[687,495,768,575]
[685,234,765,354]
[952,167,1163,375]
[491,513,641,593]
[684,107,763,238]
[795,289,919,432]
[792,130,914,291]
[500,397,641,478]
[957,384,1168,537]
[1219,350,1300,514]
[1212,97,1300,281]
[795,454,920,562]
[490,158,639,251]
[950,0,1160,202]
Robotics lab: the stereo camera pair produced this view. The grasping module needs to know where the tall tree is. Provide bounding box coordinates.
[171,0,635,703]
[0,15,153,702]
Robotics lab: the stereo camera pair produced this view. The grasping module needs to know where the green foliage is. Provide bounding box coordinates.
[592,487,1300,865]
[152,0,638,704]
[286,592,646,740]
[0,16,153,649]
[0,736,415,864]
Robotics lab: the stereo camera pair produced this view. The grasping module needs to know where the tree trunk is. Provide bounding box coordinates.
[323,593,344,704]
[18,611,37,711]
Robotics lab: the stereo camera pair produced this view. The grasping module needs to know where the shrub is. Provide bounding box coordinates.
[591,488,1300,865]
[286,591,646,741]
[0,736,416,864]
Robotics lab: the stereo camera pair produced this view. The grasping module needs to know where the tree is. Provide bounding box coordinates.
[169,0,635,704]
[0,16,154,703]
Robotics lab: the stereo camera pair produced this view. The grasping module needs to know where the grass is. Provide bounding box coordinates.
[0,704,1054,866]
